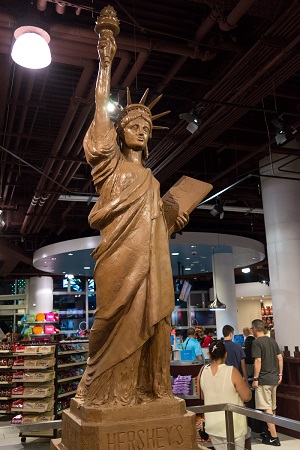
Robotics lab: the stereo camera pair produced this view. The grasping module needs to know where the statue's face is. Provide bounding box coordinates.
[123,117,150,151]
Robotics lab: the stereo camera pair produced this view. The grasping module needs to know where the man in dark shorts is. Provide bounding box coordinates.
[251,319,283,446]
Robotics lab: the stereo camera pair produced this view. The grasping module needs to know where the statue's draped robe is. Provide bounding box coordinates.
[80,124,174,404]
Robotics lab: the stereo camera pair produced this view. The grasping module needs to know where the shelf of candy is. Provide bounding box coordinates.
[0,386,12,400]
[11,383,54,399]
[20,312,60,336]
[261,305,274,327]
[0,372,13,385]
[12,370,55,383]
[0,400,11,413]
[57,353,87,368]
[11,398,54,413]
[0,342,14,353]
[12,357,55,370]
[11,411,54,424]
[13,345,55,356]
[0,357,14,369]
[57,381,79,398]
[56,397,72,415]
[57,342,88,355]
[57,367,85,383]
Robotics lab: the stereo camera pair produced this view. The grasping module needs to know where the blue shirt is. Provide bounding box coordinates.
[223,339,246,375]
[182,337,204,361]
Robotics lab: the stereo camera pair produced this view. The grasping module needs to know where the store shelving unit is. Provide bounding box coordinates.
[10,344,56,442]
[0,347,15,415]
[20,321,59,341]
[55,340,88,416]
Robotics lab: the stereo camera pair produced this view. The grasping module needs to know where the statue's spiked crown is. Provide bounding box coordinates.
[115,88,170,132]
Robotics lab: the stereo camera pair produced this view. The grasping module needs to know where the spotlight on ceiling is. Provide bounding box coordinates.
[11,24,51,69]
[179,111,201,134]
[210,197,224,219]
[272,115,297,146]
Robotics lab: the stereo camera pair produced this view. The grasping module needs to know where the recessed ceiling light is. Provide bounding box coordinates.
[62,271,66,274]
[185,267,191,271]
[186,257,190,260]
[242,267,250,273]
[171,252,179,255]
[252,257,256,260]
[68,253,73,256]
[191,245,196,248]
[84,266,90,270]
[201,256,206,259]
[51,257,56,260]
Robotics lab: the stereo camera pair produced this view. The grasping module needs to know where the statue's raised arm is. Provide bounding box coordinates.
[93,6,120,140]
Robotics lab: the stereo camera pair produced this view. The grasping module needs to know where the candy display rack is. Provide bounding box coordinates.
[55,340,88,416]
[10,343,56,442]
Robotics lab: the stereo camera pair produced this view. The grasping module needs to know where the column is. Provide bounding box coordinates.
[260,154,300,350]
[28,276,53,315]
[212,251,238,338]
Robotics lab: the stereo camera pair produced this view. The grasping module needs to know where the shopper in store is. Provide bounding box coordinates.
[196,326,205,345]
[75,7,189,406]
[243,326,255,377]
[182,327,204,361]
[222,325,248,380]
[251,319,283,446]
[202,328,215,348]
[199,339,251,450]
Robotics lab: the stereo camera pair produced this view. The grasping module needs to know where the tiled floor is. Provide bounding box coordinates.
[0,425,298,449]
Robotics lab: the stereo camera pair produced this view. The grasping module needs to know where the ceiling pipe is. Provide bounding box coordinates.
[149,3,300,180]
[147,2,254,167]
[48,23,217,60]
[1,68,24,205]
[219,0,256,31]
[4,73,38,206]
[20,60,96,235]
[154,52,300,183]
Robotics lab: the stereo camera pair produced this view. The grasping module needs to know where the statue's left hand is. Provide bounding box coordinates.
[174,212,189,232]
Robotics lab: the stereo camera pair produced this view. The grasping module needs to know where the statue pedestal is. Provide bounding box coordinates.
[51,397,199,450]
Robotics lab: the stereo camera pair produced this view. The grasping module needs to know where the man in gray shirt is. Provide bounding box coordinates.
[251,319,283,446]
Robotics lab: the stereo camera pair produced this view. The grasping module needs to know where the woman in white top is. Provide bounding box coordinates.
[199,339,251,450]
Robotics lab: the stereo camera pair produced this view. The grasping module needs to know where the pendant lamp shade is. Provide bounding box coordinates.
[11,25,51,69]
[209,247,226,310]
[209,296,226,310]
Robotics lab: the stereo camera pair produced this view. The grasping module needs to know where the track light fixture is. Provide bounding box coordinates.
[272,114,297,146]
[210,197,224,219]
[179,110,201,134]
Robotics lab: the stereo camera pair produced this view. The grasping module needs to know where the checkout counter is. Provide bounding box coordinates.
[170,348,208,406]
